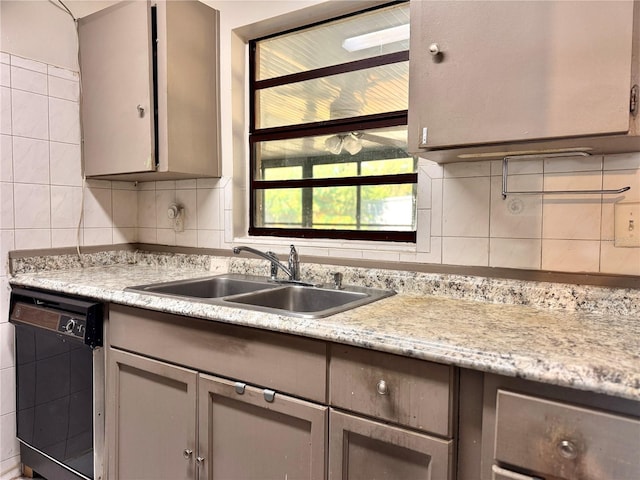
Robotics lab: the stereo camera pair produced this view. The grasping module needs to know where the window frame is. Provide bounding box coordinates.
[248,1,416,242]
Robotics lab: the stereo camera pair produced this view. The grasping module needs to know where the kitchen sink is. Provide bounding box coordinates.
[126,273,394,318]
[126,274,279,299]
[224,285,372,315]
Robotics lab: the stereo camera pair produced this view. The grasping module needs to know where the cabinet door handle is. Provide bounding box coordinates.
[183,449,193,459]
[376,379,389,395]
[428,43,441,56]
[196,456,205,465]
[137,104,145,117]
[558,439,579,459]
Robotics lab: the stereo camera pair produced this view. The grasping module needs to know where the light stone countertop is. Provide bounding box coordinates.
[9,262,640,402]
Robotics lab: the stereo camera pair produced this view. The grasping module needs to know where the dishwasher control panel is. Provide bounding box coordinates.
[58,315,87,339]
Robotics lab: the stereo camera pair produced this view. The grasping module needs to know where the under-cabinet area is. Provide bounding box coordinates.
[105,304,640,480]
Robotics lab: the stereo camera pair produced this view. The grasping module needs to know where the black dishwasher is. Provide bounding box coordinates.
[9,287,104,480]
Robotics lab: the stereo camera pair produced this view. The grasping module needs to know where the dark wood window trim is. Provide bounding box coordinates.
[249,2,414,243]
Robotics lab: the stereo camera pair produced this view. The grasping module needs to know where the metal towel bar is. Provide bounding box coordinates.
[502,152,631,199]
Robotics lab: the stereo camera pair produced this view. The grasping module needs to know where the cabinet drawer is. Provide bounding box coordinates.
[330,344,455,437]
[495,390,640,480]
[109,305,327,403]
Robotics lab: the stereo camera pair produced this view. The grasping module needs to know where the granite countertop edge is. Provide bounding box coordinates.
[9,265,640,403]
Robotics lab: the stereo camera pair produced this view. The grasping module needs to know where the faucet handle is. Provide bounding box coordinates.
[332,272,343,290]
[288,245,300,281]
[265,251,279,279]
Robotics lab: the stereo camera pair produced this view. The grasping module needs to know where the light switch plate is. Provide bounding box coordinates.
[614,202,640,247]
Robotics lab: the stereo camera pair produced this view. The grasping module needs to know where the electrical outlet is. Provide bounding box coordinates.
[614,202,640,247]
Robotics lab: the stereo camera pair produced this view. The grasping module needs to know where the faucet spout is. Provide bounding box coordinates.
[232,246,294,280]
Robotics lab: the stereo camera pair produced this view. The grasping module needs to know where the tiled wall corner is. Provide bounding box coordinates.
[0,52,140,475]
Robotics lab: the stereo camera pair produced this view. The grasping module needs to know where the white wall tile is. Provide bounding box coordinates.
[137,227,157,244]
[10,56,46,74]
[543,154,603,173]
[0,183,14,229]
[13,183,50,228]
[0,135,12,182]
[51,228,80,248]
[156,180,176,191]
[49,141,82,186]
[0,63,10,88]
[83,187,112,228]
[491,158,543,176]
[175,229,197,247]
[12,136,49,184]
[601,170,640,241]
[490,175,542,238]
[11,66,46,95]
[604,152,640,171]
[490,238,541,270]
[0,231,14,277]
[197,229,221,249]
[0,455,21,480]
[542,172,602,240]
[442,237,489,266]
[113,227,136,244]
[600,241,640,276]
[430,178,443,236]
[416,208,430,253]
[196,178,220,189]
[0,88,11,135]
[0,323,14,369]
[83,228,112,246]
[197,188,221,230]
[444,161,491,178]
[113,189,137,228]
[14,229,51,249]
[176,179,197,189]
[442,176,490,237]
[541,239,600,273]
[175,189,197,230]
[0,277,10,324]
[157,228,176,246]
[155,190,176,230]
[48,75,79,101]
[0,367,15,416]
[0,53,9,65]
[48,97,79,144]
[47,65,77,81]
[11,90,48,140]
[51,185,82,229]
[417,165,432,210]
[0,412,18,461]
[137,190,156,229]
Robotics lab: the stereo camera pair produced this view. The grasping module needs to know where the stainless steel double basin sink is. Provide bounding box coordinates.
[126,273,395,318]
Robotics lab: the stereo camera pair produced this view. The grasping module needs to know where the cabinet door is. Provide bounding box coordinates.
[198,374,327,480]
[408,0,635,150]
[79,1,155,176]
[329,409,454,480]
[107,348,197,480]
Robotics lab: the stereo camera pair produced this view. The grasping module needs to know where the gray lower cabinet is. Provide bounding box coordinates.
[107,347,327,480]
[328,409,454,480]
[107,348,198,480]
[481,374,640,480]
[198,374,327,480]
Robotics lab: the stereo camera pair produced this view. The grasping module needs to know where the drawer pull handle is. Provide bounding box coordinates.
[376,379,389,395]
[558,440,578,460]
[183,449,193,459]
[264,388,276,403]
[196,456,205,465]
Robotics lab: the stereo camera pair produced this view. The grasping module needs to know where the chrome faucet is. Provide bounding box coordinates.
[233,245,301,282]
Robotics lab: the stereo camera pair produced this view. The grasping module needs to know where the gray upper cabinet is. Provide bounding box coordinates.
[79,0,221,180]
[408,0,640,162]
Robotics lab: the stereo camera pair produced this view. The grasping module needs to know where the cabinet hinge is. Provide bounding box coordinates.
[630,85,639,116]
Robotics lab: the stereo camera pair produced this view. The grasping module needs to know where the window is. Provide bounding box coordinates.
[249,1,415,242]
